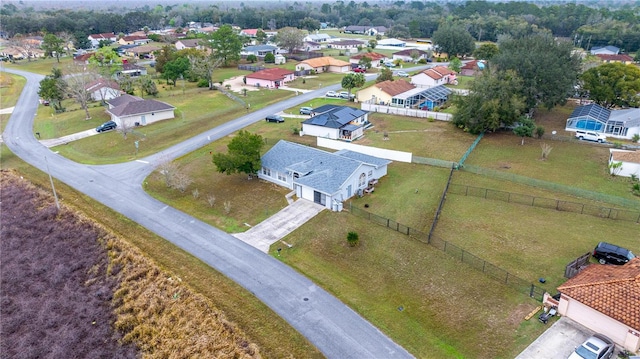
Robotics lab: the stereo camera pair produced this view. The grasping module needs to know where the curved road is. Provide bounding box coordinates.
[2,67,414,359]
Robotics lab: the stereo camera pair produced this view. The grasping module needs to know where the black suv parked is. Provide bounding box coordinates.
[593,242,635,265]
[96,121,117,132]
[265,115,284,123]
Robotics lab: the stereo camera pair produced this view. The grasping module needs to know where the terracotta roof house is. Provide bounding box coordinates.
[301,105,369,142]
[555,258,640,352]
[596,54,635,64]
[105,94,175,128]
[88,33,116,48]
[258,140,391,210]
[460,60,486,76]
[590,45,620,55]
[296,56,351,74]
[118,35,151,46]
[411,66,457,87]
[239,29,259,37]
[73,52,94,65]
[245,68,295,88]
[86,78,122,102]
[609,149,640,178]
[349,52,388,68]
[391,49,429,62]
[565,104,640,140]
[328,40,365,50]
[356,80,415,104]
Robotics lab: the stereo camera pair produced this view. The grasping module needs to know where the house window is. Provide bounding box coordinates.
[359,173,366,187]
[263,168,271,176]
[277,172,286,181]
[368,170,373,177]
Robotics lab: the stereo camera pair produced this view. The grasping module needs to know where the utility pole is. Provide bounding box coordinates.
[45,156,60,210]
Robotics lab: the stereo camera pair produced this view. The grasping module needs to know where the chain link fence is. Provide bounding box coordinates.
[461,164,640,210]
[448,184,640,223]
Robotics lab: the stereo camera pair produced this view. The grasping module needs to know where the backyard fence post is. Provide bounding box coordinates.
[484,188,488,199]
[508,192,511,203]
[465,185,468,196]
[556,200,560,211]
[607,208,612,219]
[482,261,486,273]
[530,284,534,298]
[387,218,390,228]
[505,272,509,284]
[461,250,464,262]
[581,204,584,214]
[531,196,535,206]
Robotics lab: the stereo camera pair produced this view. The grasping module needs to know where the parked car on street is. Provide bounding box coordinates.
[265,115,284,123]
[326,91,338,97]
[396,71,409,77]
[593,241,635,265]
[299,107,313,115]
[339,91,355,99]
[96,121,117,133]
[383,60,396,68]
[575,130,607,143]
[353,67,366,73]
[568,333,614,359]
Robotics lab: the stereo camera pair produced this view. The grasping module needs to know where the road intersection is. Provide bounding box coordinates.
[2,67,415,359]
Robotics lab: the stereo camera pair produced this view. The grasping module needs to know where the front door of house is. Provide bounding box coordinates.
[141,115,146,125]
[347,185,352,198]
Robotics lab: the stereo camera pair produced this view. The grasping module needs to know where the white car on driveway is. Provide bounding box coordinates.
[326,91,338,97]
[396,71,409,77]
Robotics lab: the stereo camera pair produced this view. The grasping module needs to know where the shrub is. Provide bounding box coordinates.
[347,231,359,247]
[418,58,427,64]
[264,53,275,63]
[632,134,640,143]
[246,54,257,63]
[535,126,545,139]
[197,79,209,87]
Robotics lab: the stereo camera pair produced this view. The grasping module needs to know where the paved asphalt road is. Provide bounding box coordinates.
[2,67,416,359]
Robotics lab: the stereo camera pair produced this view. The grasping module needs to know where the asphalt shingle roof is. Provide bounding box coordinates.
[261,141,369,195]
[302,106,367,129]
[106,95,174,117]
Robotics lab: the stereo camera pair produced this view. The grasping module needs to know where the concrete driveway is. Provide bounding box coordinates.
[233,199,325,253]
[516,317,594,359]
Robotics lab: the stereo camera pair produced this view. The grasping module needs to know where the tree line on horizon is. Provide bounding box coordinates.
[1,0,640,53]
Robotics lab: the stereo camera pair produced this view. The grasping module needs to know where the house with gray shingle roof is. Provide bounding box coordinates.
[566,103,640,140]
[301,105,369,141]
[259,140,391,209]
[105,94,175,127]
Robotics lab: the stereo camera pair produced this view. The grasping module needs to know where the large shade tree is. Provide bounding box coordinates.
[212,130,264,177]
[41,33,64,63]
[210,24,242,66]
[276,27,305,54]
[581,63,640,108]
[432,21,476,58]
[453,70,526,134]
[38,67,66,112]
[491,34,581,111]
[341,73,366,100]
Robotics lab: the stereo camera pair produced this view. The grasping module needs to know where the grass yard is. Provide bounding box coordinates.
[465,131,638,200]
[356,115,477,162]
[434,190,640,290]
[3,56,74,75]
[0,72,26,133]
[48,87,295,164]
[286,72,346,90]
[274,210,546,359]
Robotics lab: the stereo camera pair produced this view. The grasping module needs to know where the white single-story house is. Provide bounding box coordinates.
[296,56,351,73]
[86,78,122,102]
[115,62,147,79]
[377,38,406,47]
[88,32,116,48]
[391,49,429,62]
[258,140,391,210]
[411,66,457,88]
[554,258,640,353]
[241,44,278,58]
[328,40,364,50]
[301,41,322,52]
[565,104,640,140]
[303,33,331,43]
[175,39,205,50]
[609,149,640,178]
[301,105,368,141]
[590,45,620,55]
[105,94,175,127]
[343,26,387,36]
[245,68,295,88]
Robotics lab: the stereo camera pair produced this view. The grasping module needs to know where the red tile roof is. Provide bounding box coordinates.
[246,68,294,81]
[558,258,640,331]
[421,66,456,80]
[611,150,640,164]
[375,80,415,96]
[351,52,387,61]
[596,54,634,62]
